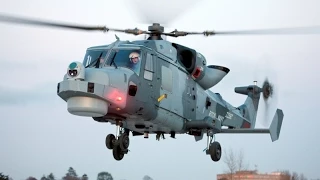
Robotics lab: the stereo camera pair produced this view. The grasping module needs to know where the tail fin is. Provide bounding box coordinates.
[269,109,284,141]
[235,85,262,128]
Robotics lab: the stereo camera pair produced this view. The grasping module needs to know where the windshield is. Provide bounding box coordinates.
[109,49,142,75]
[83,49,108,68]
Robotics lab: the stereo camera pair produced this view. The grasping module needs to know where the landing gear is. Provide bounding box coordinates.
[205,130,222,162]
[105,123,130,161]
[209,141,222,161]
[112,144,125,160]
[119,133,130,150]
[105,134,115,150]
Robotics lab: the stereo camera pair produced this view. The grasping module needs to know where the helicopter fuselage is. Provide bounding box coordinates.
[57,39,252,138]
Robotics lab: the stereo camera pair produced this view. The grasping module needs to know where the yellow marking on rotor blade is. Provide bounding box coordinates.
[157,94,167,102]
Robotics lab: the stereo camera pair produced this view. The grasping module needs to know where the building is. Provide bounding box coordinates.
[217,170,290,180]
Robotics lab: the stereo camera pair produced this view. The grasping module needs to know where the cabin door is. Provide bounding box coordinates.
[156,57,173,112]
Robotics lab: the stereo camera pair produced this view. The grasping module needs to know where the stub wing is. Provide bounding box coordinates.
[220,109,284,142]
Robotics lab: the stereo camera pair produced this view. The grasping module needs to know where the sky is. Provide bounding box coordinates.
[0,0,320,180]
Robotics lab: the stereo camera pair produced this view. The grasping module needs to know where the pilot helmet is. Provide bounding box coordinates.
[129,52,140,62]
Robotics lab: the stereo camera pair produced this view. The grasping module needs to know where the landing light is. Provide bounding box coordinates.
[116,97,122,101]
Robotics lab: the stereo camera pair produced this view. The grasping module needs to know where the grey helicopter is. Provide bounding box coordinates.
[4,12,320,162]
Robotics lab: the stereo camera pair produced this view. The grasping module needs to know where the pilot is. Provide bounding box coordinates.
[128,51,141,74]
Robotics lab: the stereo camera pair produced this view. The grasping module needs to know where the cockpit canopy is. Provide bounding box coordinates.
[82,48,143,75]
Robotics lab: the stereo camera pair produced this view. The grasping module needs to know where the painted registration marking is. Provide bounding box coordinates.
[209,111,233,120]
[225,112,233,119]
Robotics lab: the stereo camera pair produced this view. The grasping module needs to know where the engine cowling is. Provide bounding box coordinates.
[173,43,230,90]
[194,64,230,90]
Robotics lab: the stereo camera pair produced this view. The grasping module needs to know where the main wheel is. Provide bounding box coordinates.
[105,134,115,150]
[209,141,222,162]
[119,133,130,150]
[112,144,124,161]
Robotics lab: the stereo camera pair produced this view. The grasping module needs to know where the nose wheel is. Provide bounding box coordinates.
[105,124,130,161]
[105,134,115,150]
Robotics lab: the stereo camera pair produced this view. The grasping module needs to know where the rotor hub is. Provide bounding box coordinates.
[262,80,273,100]
[148,23,164,33]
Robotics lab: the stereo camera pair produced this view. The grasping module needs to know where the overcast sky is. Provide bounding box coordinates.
[1,0,320,180]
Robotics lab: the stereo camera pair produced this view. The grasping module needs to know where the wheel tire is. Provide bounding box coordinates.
[112,144,124,161]
[105,134,115,150]
[209,141,222,162]
[119,133,130,150]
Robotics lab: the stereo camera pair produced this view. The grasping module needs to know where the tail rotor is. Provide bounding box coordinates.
[259,77,278,127]
[253,57,279,127]
[262,78,274,100]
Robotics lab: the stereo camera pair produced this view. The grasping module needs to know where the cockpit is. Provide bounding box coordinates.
[82,48,143,75]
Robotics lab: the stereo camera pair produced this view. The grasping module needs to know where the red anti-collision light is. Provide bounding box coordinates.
[116,97,122,101]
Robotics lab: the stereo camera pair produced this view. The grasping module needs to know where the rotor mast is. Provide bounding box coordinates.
[147,23,164,40]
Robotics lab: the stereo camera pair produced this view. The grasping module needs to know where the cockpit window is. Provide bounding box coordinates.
[83,49,108,68]
[109,49,142,75]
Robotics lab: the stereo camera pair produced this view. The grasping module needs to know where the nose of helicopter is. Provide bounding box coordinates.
[57,62,128,117]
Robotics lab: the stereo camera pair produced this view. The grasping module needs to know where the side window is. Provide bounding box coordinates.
[144,53,154,80]
[161,65,173,92]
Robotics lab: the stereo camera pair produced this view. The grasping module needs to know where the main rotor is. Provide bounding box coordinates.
[0,12,320,40]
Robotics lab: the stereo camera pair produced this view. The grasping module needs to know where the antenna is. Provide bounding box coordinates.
[115,34,120,41]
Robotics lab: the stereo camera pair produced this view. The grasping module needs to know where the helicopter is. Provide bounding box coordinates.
[5,12,320,162]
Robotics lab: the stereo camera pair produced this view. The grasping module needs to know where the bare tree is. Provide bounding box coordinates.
[291,172,299,180]
[26,177,37,180]
[299,173,307,180]
[63,167,80,180]
[81,174,88,180]
[40,175,48,180]
[280,170,291,177]
[223,148,250,179]
[237,149,249,171]
[47,173,55,180]
[0,173,9,180]
[223,149,237,180]
[97,172,113,180]
[142,175,153,180]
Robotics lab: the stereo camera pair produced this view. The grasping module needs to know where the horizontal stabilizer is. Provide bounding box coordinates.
[219,109,284,142]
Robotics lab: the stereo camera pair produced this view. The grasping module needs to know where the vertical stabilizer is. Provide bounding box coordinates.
[235,85,262,128]
[269,109,284,141]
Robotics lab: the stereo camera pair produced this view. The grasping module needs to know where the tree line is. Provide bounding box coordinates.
[0,167,153,180]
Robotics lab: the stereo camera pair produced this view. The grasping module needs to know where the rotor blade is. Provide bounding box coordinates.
[211,26,320,35]
[0,13,148,35]
[165,26,320,37]
[0,13,108,32]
